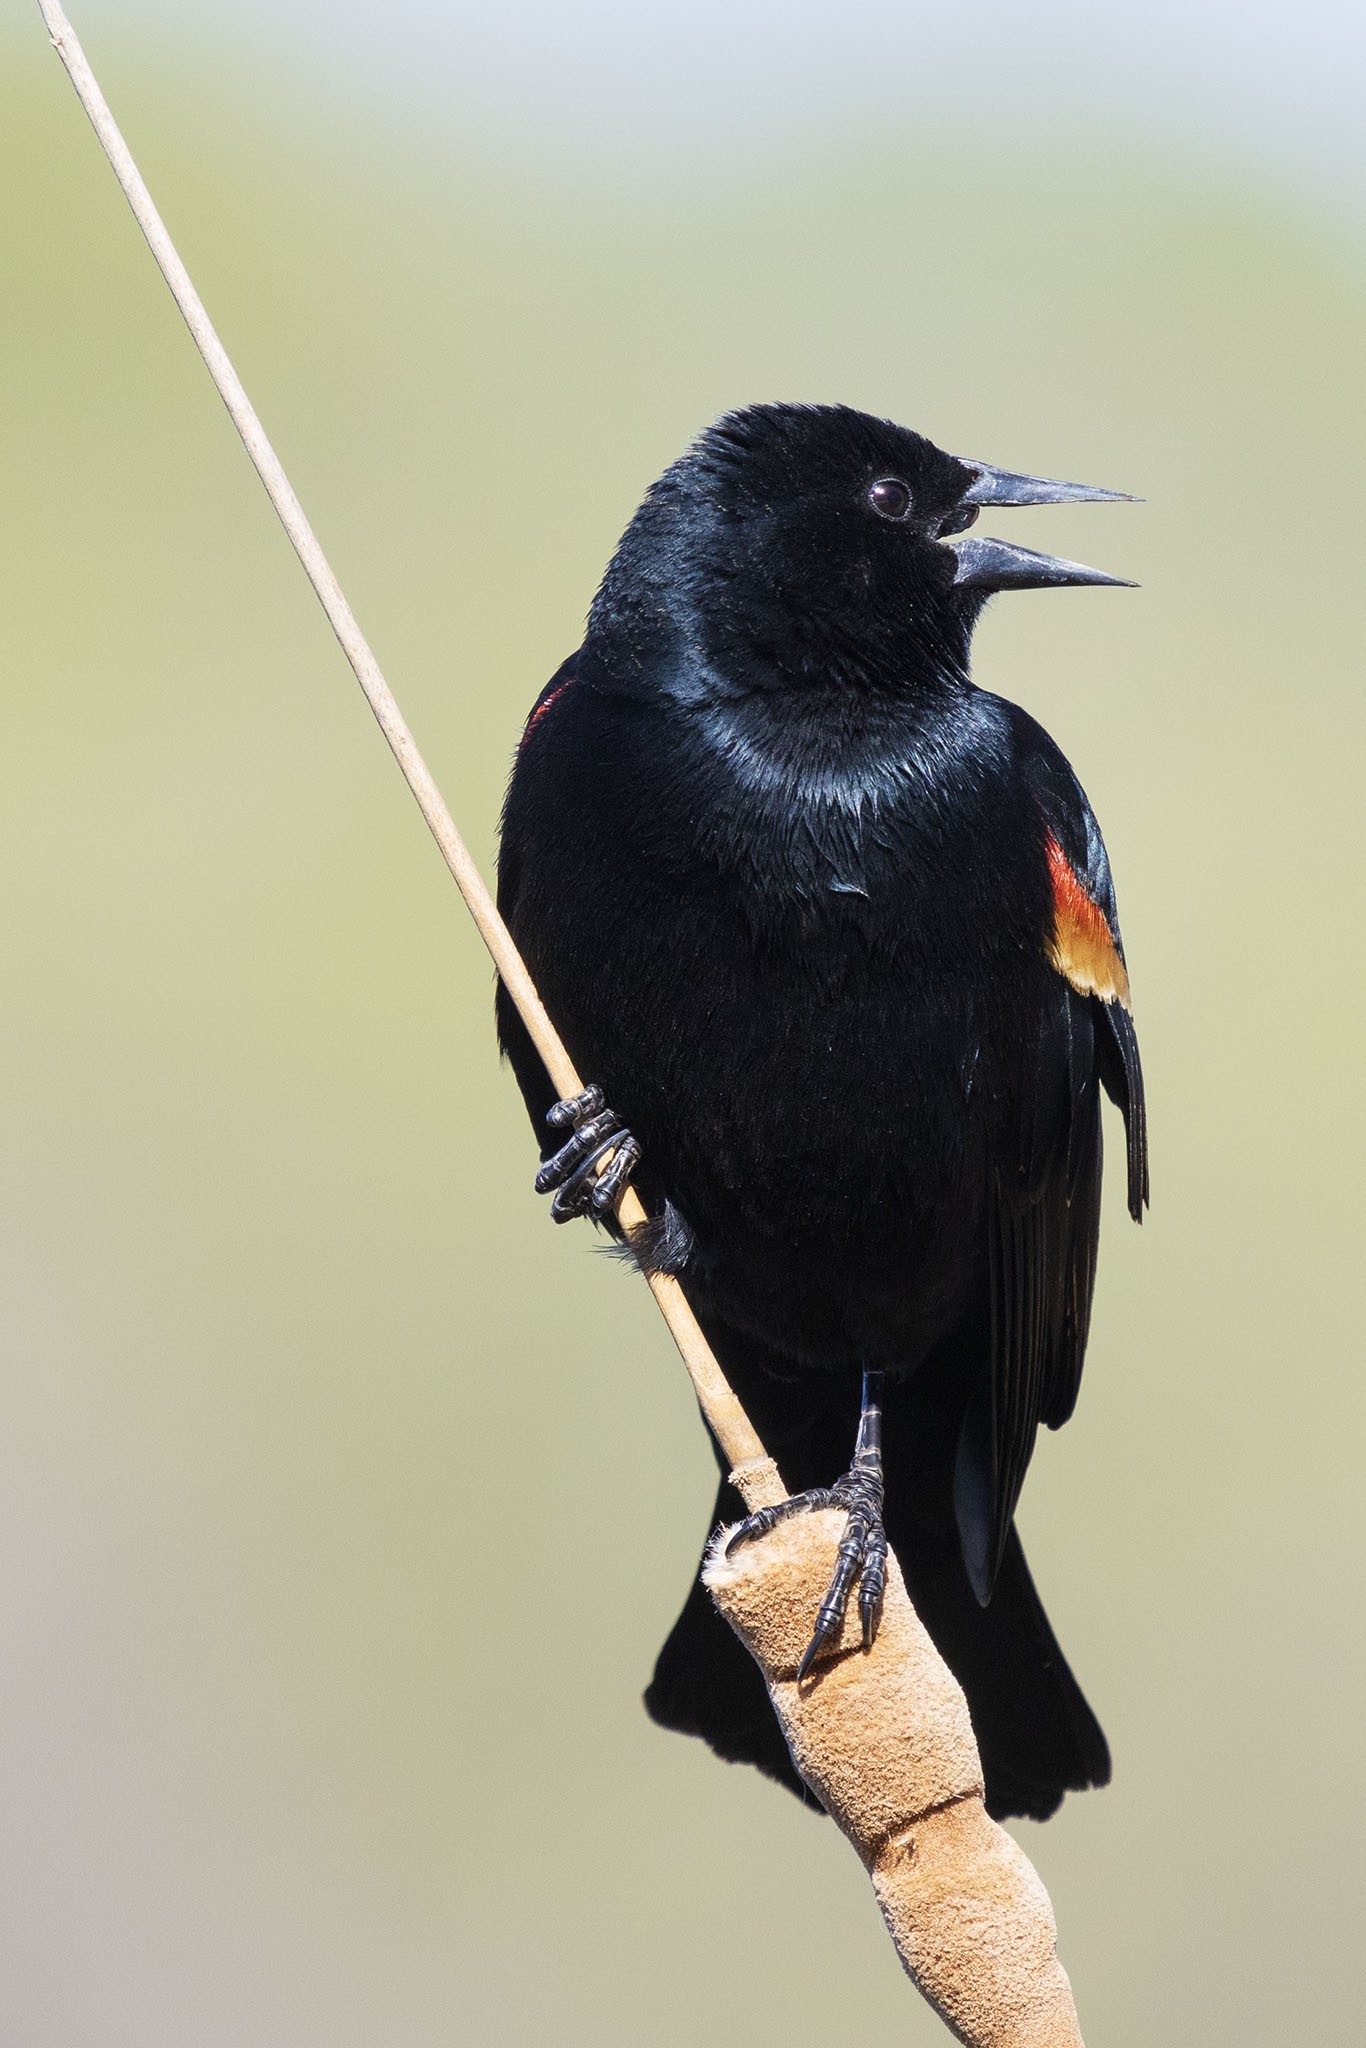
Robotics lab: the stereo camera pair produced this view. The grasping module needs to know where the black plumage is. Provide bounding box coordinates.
[496,404,1147,1822]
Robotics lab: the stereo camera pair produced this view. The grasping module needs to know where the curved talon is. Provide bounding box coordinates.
[859,1526,888,1649]
[548,1136,619,1221]
[725,1489,840,1558]
[797,1501,869,1678]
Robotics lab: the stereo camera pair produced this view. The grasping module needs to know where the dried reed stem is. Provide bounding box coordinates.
[35,0,781,1509]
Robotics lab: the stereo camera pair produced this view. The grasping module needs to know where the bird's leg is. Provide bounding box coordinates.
[725,1369,887,1680]
[534,1083,642,1223]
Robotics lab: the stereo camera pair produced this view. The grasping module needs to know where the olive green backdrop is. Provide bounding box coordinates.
[3,16,1365,2045]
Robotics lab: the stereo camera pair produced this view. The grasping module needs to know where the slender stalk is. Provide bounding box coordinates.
[35,0,783,1510]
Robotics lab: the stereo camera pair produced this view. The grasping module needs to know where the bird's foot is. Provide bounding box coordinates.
[534,1084,642,1222]
[725,1462,887,1680]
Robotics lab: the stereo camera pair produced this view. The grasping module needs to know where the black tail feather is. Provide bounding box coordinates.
[899,1517,1110,1821]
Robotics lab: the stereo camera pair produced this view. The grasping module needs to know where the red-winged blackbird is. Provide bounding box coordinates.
[496,404,1147,1822]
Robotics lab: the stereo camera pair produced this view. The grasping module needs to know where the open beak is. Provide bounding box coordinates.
[948,457,1136,591]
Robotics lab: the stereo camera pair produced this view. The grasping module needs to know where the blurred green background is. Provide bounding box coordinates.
[4,6,1366,2043]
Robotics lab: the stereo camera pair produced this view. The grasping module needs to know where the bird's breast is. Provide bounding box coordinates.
[504,683,1059,1371]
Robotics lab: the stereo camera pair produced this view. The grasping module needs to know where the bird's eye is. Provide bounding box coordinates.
[937,505,981,538]
[868,477,913,520]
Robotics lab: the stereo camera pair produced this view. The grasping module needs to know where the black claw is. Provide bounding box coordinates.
[797,1624,836,1684]
[547,1137,623,1220]
[724,1413,887,1679]
[536,1086,640,1223]
[859,1537,887,1650]
[725,1490,839,1558]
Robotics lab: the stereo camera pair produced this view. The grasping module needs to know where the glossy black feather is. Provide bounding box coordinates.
[496,404,1145,1820]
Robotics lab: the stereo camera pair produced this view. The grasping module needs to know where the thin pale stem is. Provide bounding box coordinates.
[36,0,784,1511]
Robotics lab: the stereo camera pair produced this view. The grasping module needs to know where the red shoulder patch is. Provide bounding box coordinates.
[518,676,572,752]
[1044,831,1131,1010]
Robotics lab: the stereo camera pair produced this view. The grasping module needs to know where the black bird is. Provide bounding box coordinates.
[496,404,1147,1823]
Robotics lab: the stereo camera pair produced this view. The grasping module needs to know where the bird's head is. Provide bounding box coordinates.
[588,403,1132,704]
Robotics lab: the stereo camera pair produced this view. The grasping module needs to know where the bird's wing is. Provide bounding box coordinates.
[1029,744,1149,1226]
[956,732,1148,1603]
[495,651,582,1133]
